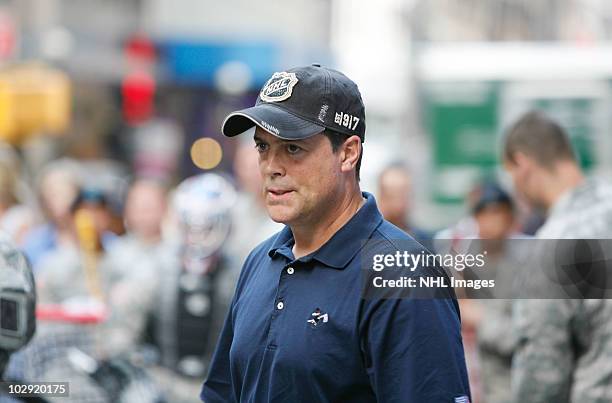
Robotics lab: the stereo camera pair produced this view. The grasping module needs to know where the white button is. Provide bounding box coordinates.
[276,301,284,310]
[287,267,294,275]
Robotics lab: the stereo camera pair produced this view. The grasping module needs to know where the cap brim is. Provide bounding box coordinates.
[221,103,325,140]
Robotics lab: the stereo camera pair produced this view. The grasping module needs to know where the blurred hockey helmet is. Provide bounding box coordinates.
[171,173,237,258]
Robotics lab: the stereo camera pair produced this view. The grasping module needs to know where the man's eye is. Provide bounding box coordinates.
[255,143,268,152]
[286,144,301,154]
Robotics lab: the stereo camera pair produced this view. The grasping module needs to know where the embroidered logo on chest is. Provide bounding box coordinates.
[307,307,329,327]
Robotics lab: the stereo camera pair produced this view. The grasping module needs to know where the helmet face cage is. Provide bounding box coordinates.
[0,238,36,356]
[172,173,237,260]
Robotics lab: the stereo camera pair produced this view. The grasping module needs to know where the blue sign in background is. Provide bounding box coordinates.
[158,41,279,86]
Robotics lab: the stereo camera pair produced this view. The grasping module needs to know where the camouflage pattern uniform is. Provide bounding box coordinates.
[478,299,513,403]
[473,239,530,403]
[512,178,612,402]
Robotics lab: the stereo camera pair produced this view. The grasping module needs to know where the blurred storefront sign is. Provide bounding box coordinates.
[0,64,70,145]
[418,44,612,204]
[158,41,278,87]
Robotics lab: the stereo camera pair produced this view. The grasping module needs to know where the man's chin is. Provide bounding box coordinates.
[265,206,296,224]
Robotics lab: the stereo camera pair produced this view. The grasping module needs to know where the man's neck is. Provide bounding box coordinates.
[291,189,365,259]
[542,162,584,211]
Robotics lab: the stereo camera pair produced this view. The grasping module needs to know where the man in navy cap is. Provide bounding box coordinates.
[201,65,471,402]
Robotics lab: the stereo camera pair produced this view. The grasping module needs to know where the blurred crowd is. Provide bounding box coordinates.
[0,135,285,402]
[1,108,612,403]
[434,111,612,403]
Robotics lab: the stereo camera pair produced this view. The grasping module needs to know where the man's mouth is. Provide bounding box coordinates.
[266,188,295,200]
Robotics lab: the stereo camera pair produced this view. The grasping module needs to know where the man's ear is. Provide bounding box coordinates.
[340,135,361,174]
[512,151,534,172]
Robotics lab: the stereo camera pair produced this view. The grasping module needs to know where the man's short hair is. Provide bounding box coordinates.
[323,130,362,181]
[503,111,576,168]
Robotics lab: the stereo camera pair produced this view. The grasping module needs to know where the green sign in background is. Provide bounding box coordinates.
[422,82,598,204]
[423,82,500,203]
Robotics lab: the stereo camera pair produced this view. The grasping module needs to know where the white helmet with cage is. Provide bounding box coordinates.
[170,173,237,260]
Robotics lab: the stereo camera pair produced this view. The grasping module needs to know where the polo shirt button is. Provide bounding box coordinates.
[287,267,294,275]
[277,301,284,310]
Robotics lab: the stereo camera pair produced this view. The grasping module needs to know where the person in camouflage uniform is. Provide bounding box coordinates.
[503,111,612,402]
[468,183,529,403]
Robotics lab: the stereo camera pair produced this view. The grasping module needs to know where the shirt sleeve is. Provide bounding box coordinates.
[360,297,471,403]
[200,300,236,403]
[512,299,576,402]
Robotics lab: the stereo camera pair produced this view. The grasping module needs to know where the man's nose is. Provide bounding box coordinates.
[260,148,285,178]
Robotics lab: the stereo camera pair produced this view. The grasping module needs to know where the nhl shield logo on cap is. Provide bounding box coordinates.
[260,72,299,102]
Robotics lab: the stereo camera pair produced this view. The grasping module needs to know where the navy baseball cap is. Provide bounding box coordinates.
[221,64,366,141]
[472,183,514,214]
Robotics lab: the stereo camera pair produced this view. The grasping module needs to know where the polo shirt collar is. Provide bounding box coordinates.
[268,192,383,269]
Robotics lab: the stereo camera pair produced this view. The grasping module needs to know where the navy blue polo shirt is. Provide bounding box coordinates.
[201,192,470,403]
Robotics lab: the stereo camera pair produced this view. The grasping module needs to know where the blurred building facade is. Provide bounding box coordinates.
[413,0,612,42]
[0,0,611,230]
[408,0,612,228]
